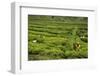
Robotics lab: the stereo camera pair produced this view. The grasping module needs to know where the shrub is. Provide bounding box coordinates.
[63,50,88,59]
[81,37,88,43]
[40,47,64,58]
[37,37,44,43]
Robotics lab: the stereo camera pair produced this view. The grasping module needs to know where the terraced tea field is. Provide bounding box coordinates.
[28,15,88,60]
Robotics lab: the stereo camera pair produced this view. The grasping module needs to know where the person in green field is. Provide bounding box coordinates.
[73,42,80,51]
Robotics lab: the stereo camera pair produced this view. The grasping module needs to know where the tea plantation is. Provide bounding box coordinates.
[28,15,88,60]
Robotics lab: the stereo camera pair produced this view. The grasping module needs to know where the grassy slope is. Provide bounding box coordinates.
[28,15,88,60]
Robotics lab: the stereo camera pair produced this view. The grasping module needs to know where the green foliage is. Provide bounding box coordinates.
[28,15,88,60]
[63,50,88,58]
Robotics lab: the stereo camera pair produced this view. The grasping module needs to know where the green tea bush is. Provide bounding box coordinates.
[40,48,64,58]
[63,49,88,59]
[57,45,66,52]
[81,37,88,43]
[28,42,48,54]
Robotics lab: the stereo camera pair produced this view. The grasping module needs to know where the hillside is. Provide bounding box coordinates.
[28,15,88,60]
